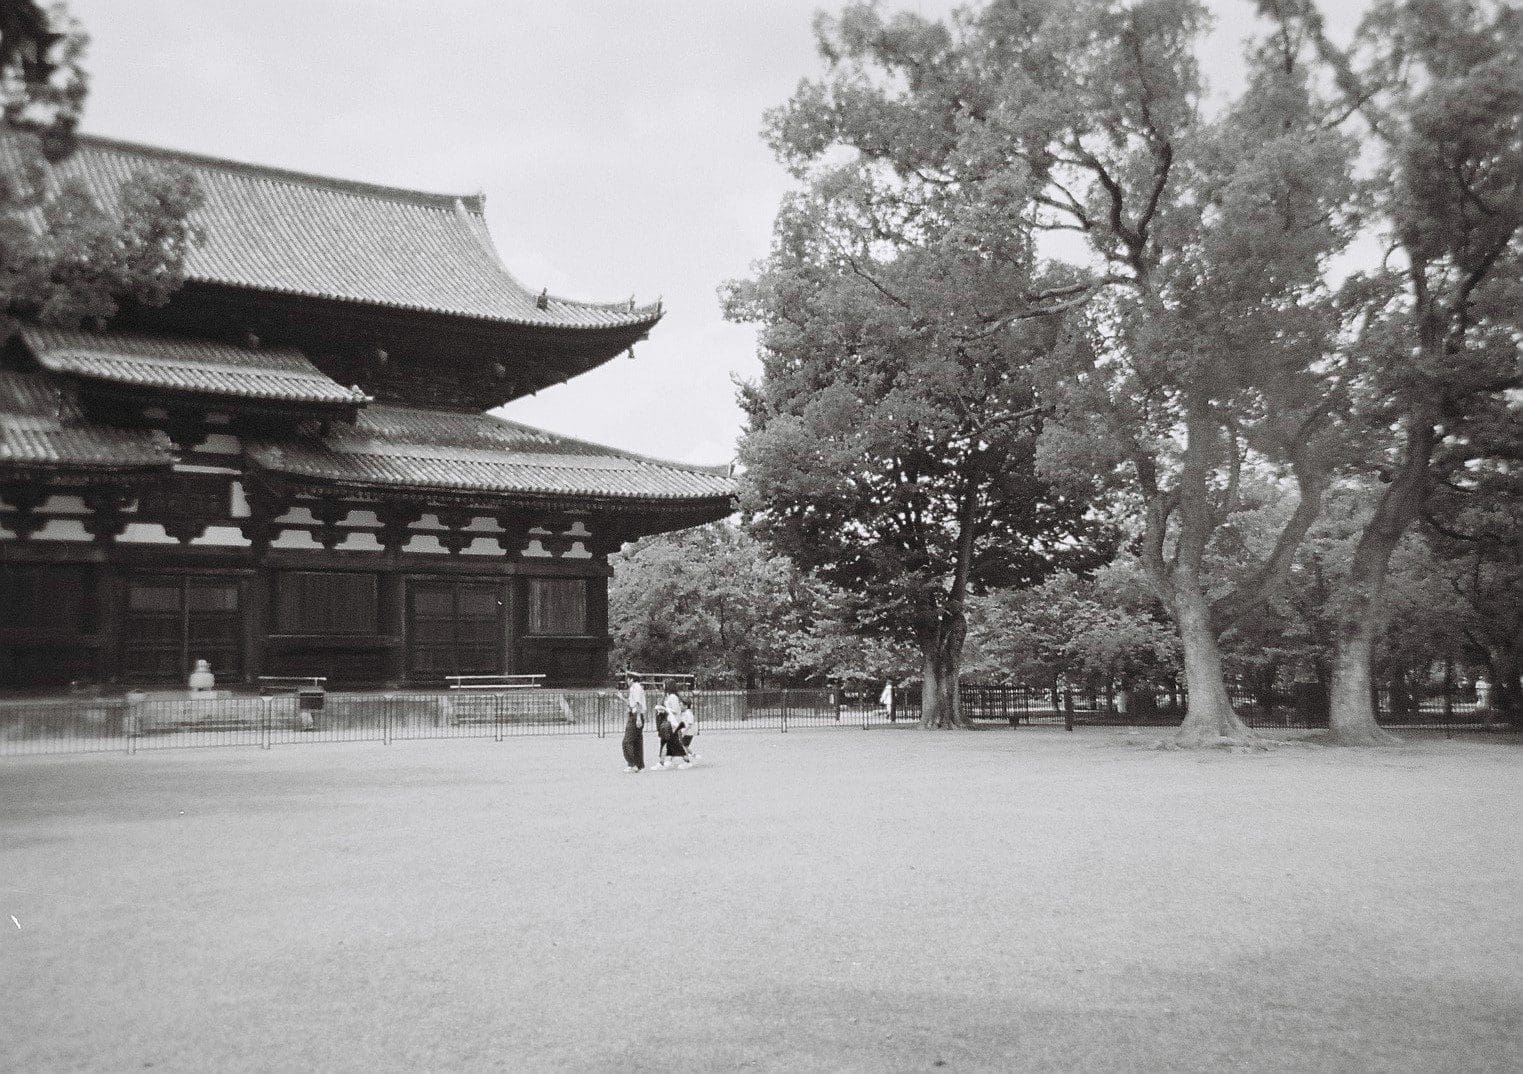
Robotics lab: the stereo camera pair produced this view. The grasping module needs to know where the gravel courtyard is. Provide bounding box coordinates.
[2,727,1519,1073]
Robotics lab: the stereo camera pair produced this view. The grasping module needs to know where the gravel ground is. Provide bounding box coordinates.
[2,726,1519,1073]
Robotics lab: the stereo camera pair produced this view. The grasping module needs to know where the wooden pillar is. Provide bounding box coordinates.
[504,575,524,676]
[103,562,127,685]
[93,559,115,686]
[587,572,610,684]
[381,571,406,687]
[245,564,269,686]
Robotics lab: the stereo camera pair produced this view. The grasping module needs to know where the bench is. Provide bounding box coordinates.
[442,688,573,725]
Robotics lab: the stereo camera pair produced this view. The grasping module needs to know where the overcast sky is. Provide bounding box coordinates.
[69,0,1367,466]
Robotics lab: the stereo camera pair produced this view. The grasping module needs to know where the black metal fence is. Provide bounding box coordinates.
[0,681,1505,758]
[958,683,1503,732]
[0,686,917,757]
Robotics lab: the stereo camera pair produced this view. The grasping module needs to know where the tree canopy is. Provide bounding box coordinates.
[725,93,1113,725]
[736,0,1519,744]
[0,1,203,334]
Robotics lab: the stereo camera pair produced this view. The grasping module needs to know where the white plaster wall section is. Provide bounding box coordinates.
[0,521,15,540]
[199,433,241,455]
[335,530,385,552]
[460,536,503,556]
[464,515,502,532]
[191,525,253,548]
[30,518,91,541]
[343,509,382,529]
[274,506,317,525]
[229,481,251,519]
[409,513,445,531]
[39,494,89,515]
[566,520,591,537]
[403,534,448,554]
[270,528,324,550]
[116,522,180,544]
[173,463,241,475]
[523,539,552,558]
[564,541,591,559]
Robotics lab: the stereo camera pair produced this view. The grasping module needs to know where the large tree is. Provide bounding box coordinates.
[726,144,1110,726]
[1274,0,1523,744]
[763,0,1358,743]
[1422,409,1523,727]
[0,1,202,334]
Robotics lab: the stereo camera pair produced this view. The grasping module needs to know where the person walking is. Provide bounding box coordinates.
[673,695,697,763]
[622,678,647,772]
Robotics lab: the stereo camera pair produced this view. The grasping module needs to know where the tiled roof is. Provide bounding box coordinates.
[247,405,736,505]
[21,134,662,331]
[19,326,369,407]
[0,368,174,472]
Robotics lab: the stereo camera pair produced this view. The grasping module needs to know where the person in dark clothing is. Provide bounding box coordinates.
[655,705,673,764]
[622,680,646,772]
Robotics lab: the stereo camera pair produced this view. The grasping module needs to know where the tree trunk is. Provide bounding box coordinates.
[919,618,971,729]
[1487,645,1522,730]
[1327,621,1402,745]
[1171,584,1258,746]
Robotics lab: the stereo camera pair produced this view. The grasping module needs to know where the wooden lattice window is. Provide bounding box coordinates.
[275,571,379,635]
[526,578,587,636]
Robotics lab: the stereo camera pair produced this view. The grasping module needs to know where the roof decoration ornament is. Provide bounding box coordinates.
[536,288,549,310]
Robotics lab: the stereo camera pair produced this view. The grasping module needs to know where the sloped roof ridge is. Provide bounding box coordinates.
[74,132,486,212]
[481,411,733,477]
[451,201,663,318]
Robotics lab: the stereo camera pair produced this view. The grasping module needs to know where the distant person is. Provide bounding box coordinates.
[1475,676,1491,710]
[663,683,684,726]
[880,681,894,722]
[673,696,696,763]
[656,693,694,768]
[655,704,677,767]
[622,679,647,773]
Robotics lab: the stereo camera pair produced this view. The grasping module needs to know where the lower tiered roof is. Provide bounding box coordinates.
[246,405,735,506]
[1,356,735,515]
[19,326,369,409]
[0,368,174,475]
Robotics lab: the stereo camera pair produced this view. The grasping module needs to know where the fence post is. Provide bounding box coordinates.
[383,699,391,746]
[1064,689,1074,733]
[781,692,788,734]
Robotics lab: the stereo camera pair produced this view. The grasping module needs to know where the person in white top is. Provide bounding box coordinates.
[673,696,696,761]
[622,679,647,772]
[658,683,695,766]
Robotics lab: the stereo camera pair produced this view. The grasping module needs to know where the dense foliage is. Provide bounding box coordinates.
[0,1,203,334]
[732,0,1519,741]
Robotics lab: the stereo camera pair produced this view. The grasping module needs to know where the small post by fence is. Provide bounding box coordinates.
[1064,689,1074,733]
[383,701,391,746]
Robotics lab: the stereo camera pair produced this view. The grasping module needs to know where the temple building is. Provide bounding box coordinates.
[0,137,734,690]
